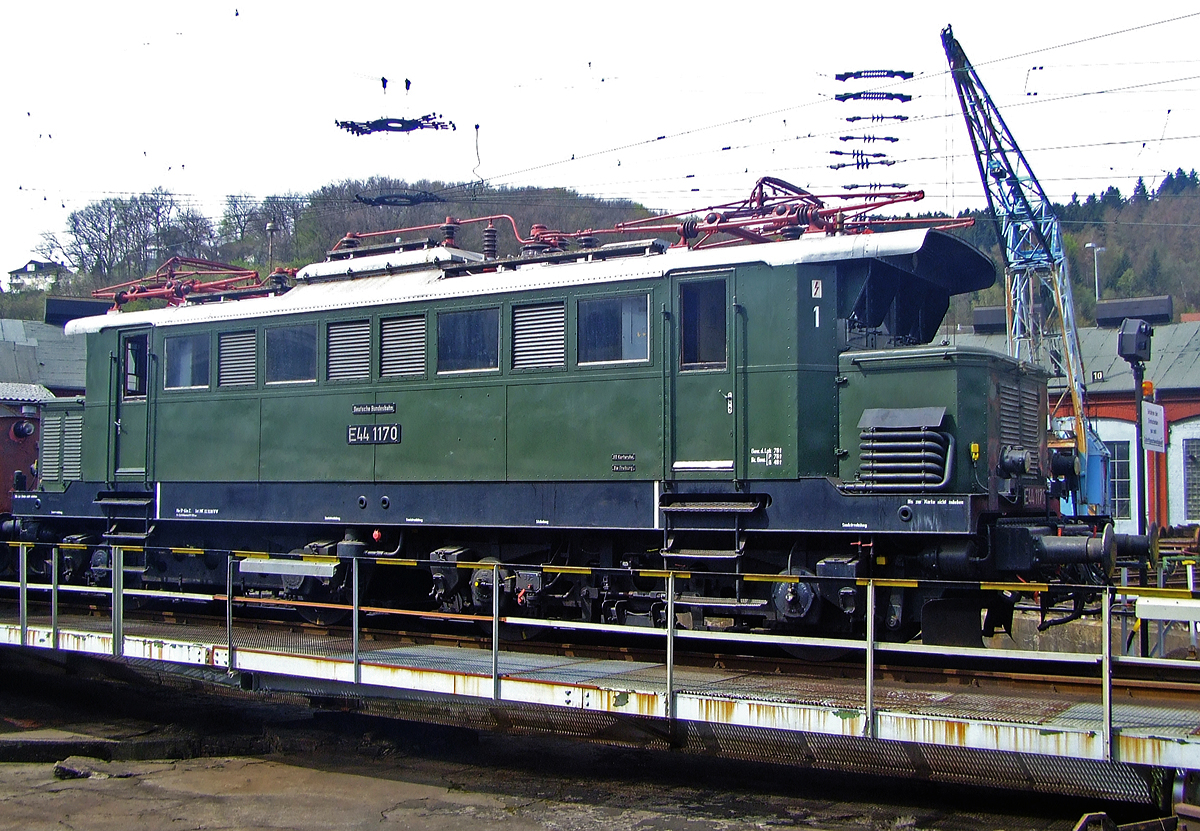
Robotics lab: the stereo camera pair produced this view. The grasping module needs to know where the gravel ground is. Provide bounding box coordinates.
[0,649,1149,831]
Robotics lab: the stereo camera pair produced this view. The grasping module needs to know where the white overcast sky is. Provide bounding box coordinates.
[4,2,1200,277]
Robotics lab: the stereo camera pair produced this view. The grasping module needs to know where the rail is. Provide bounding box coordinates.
[2,542,1199,765]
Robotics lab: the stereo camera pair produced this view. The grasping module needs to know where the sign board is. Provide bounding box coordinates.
[1142,401,1167,453]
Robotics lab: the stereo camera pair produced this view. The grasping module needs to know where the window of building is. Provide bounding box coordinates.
[578,295,648,365]
[1185,438,1200,521]
[1105,440,1131,520]
[122,334,149,399]
[513,302,565,369]
[327,320,371,381]
[164,333,210,389]
[679,279,726,370]
[437,308,499,373]
[266,324,317,384]
[381,315,427,377]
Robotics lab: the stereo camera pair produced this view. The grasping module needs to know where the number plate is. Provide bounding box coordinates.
[347,424,401,444]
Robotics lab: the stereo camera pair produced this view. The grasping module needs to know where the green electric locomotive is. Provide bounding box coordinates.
[13,179,1134,644]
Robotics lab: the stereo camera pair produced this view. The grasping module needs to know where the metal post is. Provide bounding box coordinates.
[1120,567,1129,655]
[111,546,123,658]
[51,546,59,650]
[352,556,361,685]
[1132,361,1151,659]
[226,556,236,673]
[1189,562,1197,650]
[666,571,676,721]
[491,562,501,701]
[1156,566,1166,659]
[1102,585,1113,762]
[18,544,28,647]
[864,579,876,739]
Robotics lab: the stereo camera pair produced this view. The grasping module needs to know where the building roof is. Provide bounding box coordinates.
[0,319,86,393]
[0,383,54,404]
[952,321,1200,397]
[7,260,69,278]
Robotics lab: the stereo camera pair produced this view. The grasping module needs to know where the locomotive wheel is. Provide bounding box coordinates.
[770,568,847,661]
[295,576,350,626]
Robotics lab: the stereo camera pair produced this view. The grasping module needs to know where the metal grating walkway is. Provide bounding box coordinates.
[2,601,1198,806]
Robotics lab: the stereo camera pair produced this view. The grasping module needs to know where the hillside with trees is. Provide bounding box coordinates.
[17,178,655,317]
[11,171,1200,326]
[948,168,1200,326]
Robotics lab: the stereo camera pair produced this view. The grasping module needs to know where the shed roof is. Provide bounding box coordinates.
[952,321,1200,397]
[0,383,54,404]
[0,319,87,393]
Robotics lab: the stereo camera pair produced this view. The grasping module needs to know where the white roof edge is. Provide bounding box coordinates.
[64,228,935,335]
[296,245,484,281]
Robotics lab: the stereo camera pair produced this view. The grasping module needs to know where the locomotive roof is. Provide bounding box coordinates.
[66,227,993,335]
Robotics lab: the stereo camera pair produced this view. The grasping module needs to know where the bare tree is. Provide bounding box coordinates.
[220,194,261,243]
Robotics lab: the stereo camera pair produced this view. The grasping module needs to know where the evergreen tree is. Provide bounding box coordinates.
[1132,177,1150,202]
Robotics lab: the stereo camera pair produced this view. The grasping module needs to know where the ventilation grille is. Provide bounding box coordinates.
[999,380,1042,473]
[512,303,565,369]
[218,331,257,387]
[63,412,83,480]
[381,316,426,377]
[856,427,952,491]
[41,411,61,482]
[40,410,83,483]
[327,320,370,380]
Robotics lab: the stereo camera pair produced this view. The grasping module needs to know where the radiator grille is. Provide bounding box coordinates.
[857,427,952,491]
[39,410,83,483]
[62,412,83,480]
[999,380,1042,473]
[40,411,61,482]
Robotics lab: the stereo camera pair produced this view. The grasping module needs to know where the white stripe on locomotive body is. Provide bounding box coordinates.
[66,227,939,336]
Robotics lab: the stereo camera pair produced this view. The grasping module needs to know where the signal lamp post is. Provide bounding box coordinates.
[1117,317,1153,656]
[266,221,278,273]
[1086,243,1106,302]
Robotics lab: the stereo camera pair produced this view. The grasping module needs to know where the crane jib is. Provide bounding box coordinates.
[941,24,1111,518]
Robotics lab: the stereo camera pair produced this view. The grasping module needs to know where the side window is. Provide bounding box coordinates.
[437,308,499,373]
[327,320,371,381]
[266,324,317,384]
[218,330,257,387]
[1185,438,1200,521]
[513,302,565,369]
[1105,440,1131,520]
[578,295,649,365]
[164,333,210,389]
[122,334,149,399]
[680,279,726,370]
[381,315,427,377]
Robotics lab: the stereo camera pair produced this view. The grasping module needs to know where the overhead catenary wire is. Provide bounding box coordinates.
[19,12,1200,244]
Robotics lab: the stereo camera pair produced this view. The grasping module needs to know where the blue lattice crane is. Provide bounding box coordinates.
[941,25,1110,517]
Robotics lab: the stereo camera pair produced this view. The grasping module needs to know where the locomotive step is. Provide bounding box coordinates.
[93,496,154,507]
[102,523,156,542]
[660,501,763,514]
[675,594,769,609]
[662,548,745,560]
